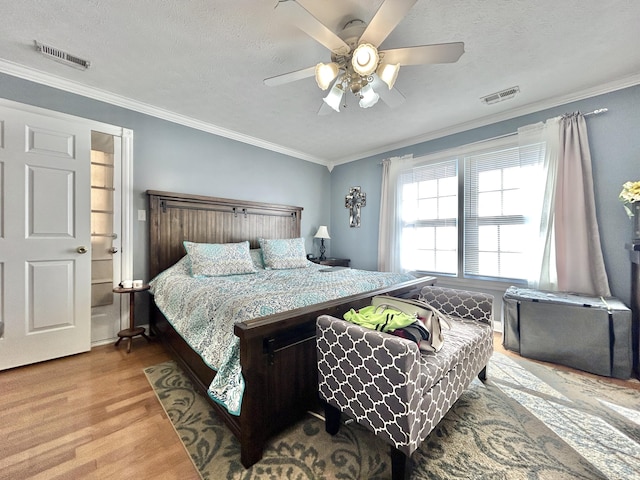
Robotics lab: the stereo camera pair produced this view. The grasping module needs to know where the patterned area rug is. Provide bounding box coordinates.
[144,353,640,479]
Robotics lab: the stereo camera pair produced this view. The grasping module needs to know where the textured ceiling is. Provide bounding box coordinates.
[1,0,639,167]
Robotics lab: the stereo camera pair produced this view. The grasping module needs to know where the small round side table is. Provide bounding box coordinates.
[113,284,151,353]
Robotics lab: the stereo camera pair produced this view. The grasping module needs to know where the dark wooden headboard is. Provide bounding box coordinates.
[147,190,303,278]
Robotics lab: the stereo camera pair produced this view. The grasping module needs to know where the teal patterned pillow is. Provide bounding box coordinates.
[183,241,257,277]
[259,237,309,269]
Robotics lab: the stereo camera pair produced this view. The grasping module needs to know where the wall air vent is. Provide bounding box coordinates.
[480,86,520,105]
[34,41,91,70]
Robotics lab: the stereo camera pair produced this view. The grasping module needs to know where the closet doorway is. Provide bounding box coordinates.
[90,131,123,344]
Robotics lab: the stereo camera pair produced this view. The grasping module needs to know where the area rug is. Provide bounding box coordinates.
[144,353,640,479]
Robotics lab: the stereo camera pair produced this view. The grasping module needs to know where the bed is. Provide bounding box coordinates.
[147,190,436,468]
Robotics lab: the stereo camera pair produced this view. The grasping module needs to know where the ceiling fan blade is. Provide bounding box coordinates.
[378,86,406,109]
[370,74,406,108]
[277,0,350,55]
[381,42,465,66]
[264,66,316,86]
[359,0,417,47]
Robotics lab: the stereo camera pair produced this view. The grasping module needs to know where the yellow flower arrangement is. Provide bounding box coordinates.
[619,180,640,217]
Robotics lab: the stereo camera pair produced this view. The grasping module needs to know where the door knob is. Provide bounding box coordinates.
[109,247,119,254]
[76,246,88,254]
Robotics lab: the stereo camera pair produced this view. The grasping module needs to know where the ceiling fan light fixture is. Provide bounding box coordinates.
[377,62,400,90]
[352,43,379,76]
[323,84,344,112]
[348,76,365,95]
[358,83,380,108]
[315,62,340,90]
[269,0,466,115]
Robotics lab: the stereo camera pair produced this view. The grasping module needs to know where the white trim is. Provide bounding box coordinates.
[0,60,327,166]
[0,59,640,171]
[404,134,519,169]
[330,73,640,166]
[0,97,123,135]
[2,60,639,167]
[434,275,523,292]
[119,129,134,330]
[109,134,124,335]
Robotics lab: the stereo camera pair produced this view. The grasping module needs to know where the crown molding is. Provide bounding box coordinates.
[330,73,640,166]
[3,59,639,169]
[0,59,329,166]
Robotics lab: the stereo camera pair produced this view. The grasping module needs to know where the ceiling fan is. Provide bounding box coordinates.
[264,0,465,114]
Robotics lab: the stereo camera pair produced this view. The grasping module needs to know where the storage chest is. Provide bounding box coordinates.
[502,286,633,379]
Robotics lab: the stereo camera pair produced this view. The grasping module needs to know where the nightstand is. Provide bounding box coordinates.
[312,257,350,267]
[113,285,151,353]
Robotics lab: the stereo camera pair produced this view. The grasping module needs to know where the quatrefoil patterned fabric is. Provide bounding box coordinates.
[419,286,494,324]
[317,286,494,457]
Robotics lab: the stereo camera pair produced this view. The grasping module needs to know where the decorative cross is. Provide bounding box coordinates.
[345,186,366,228]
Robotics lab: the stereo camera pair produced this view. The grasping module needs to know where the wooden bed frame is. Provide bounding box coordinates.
[147,190,436,468]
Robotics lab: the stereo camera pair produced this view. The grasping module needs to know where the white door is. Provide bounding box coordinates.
[0,104,92,370]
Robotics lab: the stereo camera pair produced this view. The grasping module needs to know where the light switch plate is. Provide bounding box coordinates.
[138,209,146,221]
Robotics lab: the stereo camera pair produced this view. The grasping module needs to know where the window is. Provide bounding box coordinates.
[398,139,543,281]
[399,160,458,274]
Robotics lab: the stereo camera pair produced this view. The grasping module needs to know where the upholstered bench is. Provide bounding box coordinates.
[316,286,494,480]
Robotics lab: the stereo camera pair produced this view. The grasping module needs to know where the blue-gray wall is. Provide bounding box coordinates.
[329,84,640,305]
[2,71,638,308]
[0,73,331,290]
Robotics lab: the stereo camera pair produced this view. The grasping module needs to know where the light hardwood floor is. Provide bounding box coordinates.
[1,333,638,480]
[0,338,199,480]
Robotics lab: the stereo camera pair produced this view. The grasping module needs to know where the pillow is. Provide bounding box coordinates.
[250,248,265,269]
[259,237,309,269]
[183,241,257,277]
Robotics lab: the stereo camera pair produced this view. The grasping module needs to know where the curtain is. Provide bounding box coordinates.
[555,113,610,296]
[519,114,611,296]
[518,118,560,290]
[378,154,412,271]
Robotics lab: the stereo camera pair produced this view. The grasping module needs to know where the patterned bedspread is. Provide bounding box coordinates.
[149,256,415,415]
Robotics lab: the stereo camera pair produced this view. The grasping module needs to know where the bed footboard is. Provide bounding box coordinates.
[234,275,436,467]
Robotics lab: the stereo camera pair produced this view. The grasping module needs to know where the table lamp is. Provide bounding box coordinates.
[314,225,330,261]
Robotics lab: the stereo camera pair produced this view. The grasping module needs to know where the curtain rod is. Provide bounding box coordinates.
[583,108,608,116]
[474,107,609,143]
[380,107,609,164]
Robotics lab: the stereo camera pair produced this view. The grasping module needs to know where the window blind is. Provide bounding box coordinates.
[399,159,458,274]
[463,145,542,279]
[395,137,545,280]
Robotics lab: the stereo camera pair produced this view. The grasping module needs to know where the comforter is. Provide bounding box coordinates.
[150,257,415,414]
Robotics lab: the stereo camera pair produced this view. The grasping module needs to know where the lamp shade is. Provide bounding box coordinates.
[359,83,380,108]
[314,225,331,239]
[315,62,339,90]
[323,84,344,112]
[377,63,400,90]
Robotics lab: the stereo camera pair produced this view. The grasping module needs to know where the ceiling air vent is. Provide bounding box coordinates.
[34,41,91,70]
[480,86,520,105]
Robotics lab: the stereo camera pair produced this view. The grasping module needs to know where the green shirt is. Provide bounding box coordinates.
[343,305,416,332]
